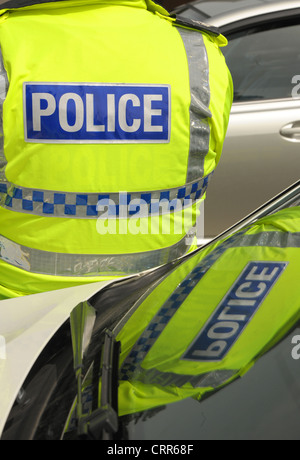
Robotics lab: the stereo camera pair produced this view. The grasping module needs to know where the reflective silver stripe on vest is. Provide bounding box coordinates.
[0,230,194,276]
[119,229,300,386]
[119,364,237,389]
[236,230,300,249]
[0,173,211,218]
[177,27,212,183]
[0,48,8,184]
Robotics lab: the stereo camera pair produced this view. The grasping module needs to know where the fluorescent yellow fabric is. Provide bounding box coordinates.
[116,207,300,415]
[0,0,233,297]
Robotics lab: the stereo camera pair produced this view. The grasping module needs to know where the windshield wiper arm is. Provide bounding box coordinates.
[70,302,121,440]
[77,329,121,440]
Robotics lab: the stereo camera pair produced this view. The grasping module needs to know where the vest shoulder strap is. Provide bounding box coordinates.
[0,1,221,40]
[171,14,221,37]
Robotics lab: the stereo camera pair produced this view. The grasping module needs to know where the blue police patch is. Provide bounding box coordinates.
[182,261,288,362]
[23,83,170,143]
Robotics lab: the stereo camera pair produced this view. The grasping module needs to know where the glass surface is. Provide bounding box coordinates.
[223,22,300,102]
[120,328,300,440]
[173,0,273,20]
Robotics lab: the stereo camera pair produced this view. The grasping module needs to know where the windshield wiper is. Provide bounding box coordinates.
[78,330,120,440]
[70,302,121,440]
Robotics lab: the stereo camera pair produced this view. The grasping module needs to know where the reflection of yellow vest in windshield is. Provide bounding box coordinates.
[0,0,233,298]
[115,206,300,416]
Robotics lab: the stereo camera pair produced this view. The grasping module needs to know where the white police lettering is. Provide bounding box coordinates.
[32,92,56,131]
[24,83,170,143]
[85,93,105,132]
[59,93,84,132]
[144,94,163,132]
[183,261,288,362]
[119,93,141,133]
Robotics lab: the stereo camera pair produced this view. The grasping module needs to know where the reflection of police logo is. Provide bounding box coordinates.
[183,261,288,362]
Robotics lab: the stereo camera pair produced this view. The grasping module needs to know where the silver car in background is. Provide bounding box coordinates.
[173,0,300,238]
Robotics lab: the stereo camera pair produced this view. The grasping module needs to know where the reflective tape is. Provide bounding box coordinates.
[119,229,300,385]
[177,27,211,183]
[0,231,194,277]
[120,365,237,389]
[0,174,211,218]
[234,230,300,249]
[0,48,8,182]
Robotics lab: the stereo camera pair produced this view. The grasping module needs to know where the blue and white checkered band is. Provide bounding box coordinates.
[0,174,211,218]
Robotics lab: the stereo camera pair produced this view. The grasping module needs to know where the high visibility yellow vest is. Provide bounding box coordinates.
[0,0,233,297]
[115,206,300,416]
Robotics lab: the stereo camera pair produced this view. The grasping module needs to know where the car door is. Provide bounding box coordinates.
[204,12,300,238]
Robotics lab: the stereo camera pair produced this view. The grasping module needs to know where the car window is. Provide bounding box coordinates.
[222,19,300,102]
[172,0,269,21]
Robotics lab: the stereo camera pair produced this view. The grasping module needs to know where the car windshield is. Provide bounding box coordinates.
[120,326,300,440]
